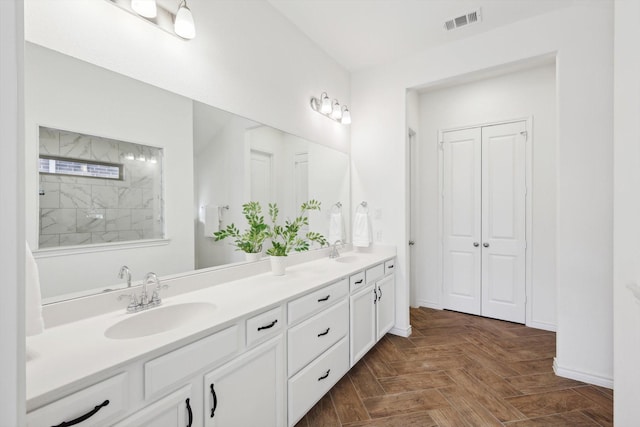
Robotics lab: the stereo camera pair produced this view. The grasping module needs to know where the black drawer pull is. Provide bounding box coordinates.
[317,327,330,337]
[387,264,394,269]
[318,369,331,381]
[257,319,278,331]
[53,399,109,427]
[317,294,330,302]
[210,383,218,418]
[354,279,363,284]
[186,398,193,427]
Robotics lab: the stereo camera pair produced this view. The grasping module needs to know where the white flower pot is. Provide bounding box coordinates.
[270,255,287,276]
[245,252,261,262]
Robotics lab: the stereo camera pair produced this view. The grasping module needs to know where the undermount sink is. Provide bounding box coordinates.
[105,302,216,340]
[334,256,359,264]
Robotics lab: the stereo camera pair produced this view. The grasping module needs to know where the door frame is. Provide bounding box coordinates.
[437,117,533,326]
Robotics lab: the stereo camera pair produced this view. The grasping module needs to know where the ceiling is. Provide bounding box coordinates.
[266,0,575,71]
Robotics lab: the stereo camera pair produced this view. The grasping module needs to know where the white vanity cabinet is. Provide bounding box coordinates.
[349,259,396,365]
[113,385,193,427]
[203,336,284,427]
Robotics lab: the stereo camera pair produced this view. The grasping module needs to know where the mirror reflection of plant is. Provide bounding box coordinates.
[213,201,269,254]
[266,200,328,257]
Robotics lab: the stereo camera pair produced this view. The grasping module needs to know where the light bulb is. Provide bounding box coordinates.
[320,93,332,114]
[341,106,351,125]
[331,101,342,120]
[131,0,157,18]
[175,1,196,39]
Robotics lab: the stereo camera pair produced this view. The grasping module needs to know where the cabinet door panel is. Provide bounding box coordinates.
[350,284,376,366]
[376,274,395,340]
[113,385,191,427]
[204,336,284,427]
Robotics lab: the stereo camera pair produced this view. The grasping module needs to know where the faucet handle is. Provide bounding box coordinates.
[118,292,139,312]
[151,283,169,305]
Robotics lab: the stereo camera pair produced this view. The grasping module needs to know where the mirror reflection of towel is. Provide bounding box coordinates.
[26,242,45,336]
[328,211,344,244]
[352,212,372,247]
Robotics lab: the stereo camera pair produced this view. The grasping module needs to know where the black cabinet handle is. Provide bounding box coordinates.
[387,264,394,269]
[378,286,382,301]
[354,279,363,284]
[186,398,193,427]
[373,288,377,304]
[210,383,218,418]
[317,295,330,302]
[317,327,330,337]
[257,319,278,331]
[53,400,109,427]
[318,369,331,381]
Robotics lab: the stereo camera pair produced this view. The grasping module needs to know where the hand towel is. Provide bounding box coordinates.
[352,212,372,247]
[25,241,45,336]
[328,211,344,244]
[204,205,220,236]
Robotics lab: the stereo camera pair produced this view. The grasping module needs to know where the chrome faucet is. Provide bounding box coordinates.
[329,240,343,259]
[118,265,132,288]
[118,271,168,313]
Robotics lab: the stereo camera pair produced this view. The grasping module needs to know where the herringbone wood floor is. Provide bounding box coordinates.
[295,307,613,427]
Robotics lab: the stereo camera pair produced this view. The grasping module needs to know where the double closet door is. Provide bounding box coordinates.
[442,121,527,324]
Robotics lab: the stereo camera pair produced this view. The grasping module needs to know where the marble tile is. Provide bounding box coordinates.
[91,137,119,163]
[60,131,91,159]
[38,235,60,249]
[92,185,119,209]
[59,183,92,208]
[39,182,60,209]
[106,209,131,232]
[40,208,76,235]
[59,233,92,246]
[142,188,156,209]
[143,229,164,239]
[77,209,106,233]
[39,127,59,155]
[91,232,120,244]
[119,230,142,241]
[118,187,143,208]
[131,209,153,230]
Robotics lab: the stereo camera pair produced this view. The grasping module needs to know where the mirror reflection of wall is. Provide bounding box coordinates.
[38,126,164,248]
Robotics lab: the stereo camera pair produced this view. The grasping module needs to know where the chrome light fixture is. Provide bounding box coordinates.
[131,0,157,18]
[174,0,196,39]
[310,92,351,125]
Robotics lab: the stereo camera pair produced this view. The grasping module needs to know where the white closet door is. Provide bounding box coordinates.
[481,122,527,323]
[442,128,482,315]
[250,149,273,208]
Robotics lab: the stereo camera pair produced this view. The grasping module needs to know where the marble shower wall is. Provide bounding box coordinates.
[38,126,164,248]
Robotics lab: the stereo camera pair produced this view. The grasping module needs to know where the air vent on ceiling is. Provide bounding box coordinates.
[444,8,482,31]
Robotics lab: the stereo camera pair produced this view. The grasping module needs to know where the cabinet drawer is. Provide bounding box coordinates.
[288,337,349,426]
[144,324,239,399]
[384,259,396,275]
[27,372,129,427]
[288,278,348,325]
[246,305,283,347]
[349,271,366,292]
[365,263,384,283]
[288,299,348,376]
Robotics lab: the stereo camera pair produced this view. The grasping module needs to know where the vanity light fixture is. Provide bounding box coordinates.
[310,92,351,125]
[131,0,157,18]
[174,0,196,39]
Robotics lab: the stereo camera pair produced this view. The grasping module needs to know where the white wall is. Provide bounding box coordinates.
[613,0,640,423]
[414,64,557,330]
[24,0,350,154]
[351,3,613,386]
[0,1,25,424]
[25,43,194,299]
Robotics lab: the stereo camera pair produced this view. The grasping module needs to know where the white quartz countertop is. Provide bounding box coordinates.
[26,248,395,410]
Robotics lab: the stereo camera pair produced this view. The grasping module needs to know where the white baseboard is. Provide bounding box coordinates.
[389,325,412,338]
[553,358,613,389]
[526,320,556,332]
[416,300,442,310]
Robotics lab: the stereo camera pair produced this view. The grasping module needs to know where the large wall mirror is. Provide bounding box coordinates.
[25,42,350,303]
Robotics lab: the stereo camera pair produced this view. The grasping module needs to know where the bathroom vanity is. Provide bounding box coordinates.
[26,248,396,427]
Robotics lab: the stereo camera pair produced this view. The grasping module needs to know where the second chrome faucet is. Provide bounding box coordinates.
[118,268,168,313]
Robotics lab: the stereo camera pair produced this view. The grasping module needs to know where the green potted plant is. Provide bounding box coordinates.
[266,199,328,275]
[213,201,269,262]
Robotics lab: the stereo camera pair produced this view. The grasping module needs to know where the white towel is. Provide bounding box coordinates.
[328,211,344,244]
[204,205,220,236]
[25,242,45,336]
[352,212,372,247]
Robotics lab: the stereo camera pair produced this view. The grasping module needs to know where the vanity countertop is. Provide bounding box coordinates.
[26,248,396,411]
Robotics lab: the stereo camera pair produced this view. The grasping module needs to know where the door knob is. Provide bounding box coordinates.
[473,242,479,247]
[483,242,490,248]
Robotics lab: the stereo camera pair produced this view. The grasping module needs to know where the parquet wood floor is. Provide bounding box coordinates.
[295,307,613,427]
